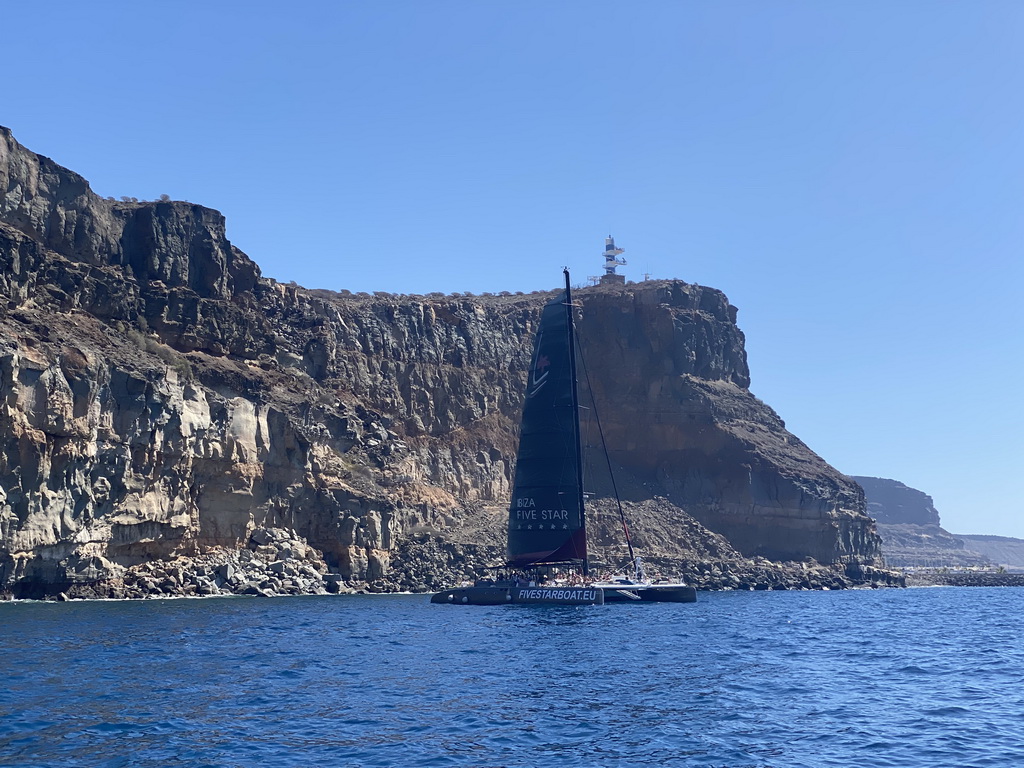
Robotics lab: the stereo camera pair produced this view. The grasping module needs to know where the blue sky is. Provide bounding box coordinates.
[5,1,1022,537]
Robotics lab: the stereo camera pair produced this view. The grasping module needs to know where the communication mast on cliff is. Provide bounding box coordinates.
[600,235,627,285]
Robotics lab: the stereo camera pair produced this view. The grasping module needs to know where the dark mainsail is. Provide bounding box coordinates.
[429,262,697,606]
[507,272,588,571]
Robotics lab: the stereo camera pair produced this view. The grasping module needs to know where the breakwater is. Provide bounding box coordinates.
[905,570,1024,587]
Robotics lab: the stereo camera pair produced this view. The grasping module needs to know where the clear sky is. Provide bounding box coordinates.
[5,1,1022,537]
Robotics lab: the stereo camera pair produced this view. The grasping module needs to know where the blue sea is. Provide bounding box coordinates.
[2,588,1023,767]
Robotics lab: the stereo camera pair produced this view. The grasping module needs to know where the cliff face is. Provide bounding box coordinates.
[852,476,941,526]
[852,476,987,568]
[0,127,890,598]
[0,130,258,302]
[579,288,877,564]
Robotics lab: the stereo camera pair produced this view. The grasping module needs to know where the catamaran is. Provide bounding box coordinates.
[431,269,696,606]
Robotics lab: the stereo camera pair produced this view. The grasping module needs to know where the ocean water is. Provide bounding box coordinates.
[2,588,1023,768]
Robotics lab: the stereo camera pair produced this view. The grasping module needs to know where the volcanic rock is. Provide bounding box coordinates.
[853,476,941,526]
[0,126,897,598]
[852,476,988,568]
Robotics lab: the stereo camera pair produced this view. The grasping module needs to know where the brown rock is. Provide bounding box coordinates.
[0,126,895,599]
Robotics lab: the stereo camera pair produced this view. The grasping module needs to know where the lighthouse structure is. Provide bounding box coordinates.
[600,235,627,285]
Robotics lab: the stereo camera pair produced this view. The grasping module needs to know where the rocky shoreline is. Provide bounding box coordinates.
[3,528,348,601]
[0,526,904,601]
[904,570,1024,588]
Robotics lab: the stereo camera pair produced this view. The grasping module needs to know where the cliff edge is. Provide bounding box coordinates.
[0,127,896,598]
[852,476,988,568]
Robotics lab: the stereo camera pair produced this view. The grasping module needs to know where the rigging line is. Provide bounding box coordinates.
[573,323,636,567]
[582,407,597,500]
[563,270,589,576]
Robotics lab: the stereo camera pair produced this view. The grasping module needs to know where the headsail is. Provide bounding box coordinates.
[507,276,587,569]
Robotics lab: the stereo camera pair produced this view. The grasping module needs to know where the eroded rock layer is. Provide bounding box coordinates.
[852,476,988,568]
[0,126,894,598]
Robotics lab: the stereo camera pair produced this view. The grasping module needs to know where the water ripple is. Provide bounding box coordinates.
[2,588,1024,766]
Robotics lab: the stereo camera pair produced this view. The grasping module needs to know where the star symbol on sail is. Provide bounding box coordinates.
[563,524,569,529]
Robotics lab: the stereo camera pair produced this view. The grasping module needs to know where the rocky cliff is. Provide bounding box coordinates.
[852,476,988,568]
[0,127,895,599]
[571,287,881,567]
[853,476,941,526]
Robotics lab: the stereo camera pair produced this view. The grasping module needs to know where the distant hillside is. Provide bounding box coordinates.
[872,524,989,568]
[956,535,1024,571]
[851,476,940,526]
[852,476,989,568]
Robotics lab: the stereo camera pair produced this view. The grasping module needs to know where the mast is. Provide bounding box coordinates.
[563,268,589,577]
